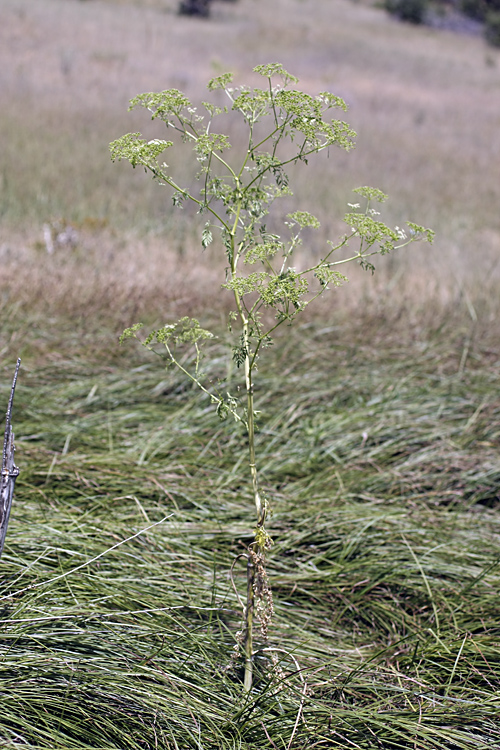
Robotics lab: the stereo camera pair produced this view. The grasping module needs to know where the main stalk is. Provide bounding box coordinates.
[242,325,266,692]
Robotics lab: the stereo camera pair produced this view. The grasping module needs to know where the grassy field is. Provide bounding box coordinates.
[1,0,500,289]
[2,316,500,748]
[1,0,500,747]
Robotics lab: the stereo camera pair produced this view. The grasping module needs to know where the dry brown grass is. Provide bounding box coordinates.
[1,0,500,327]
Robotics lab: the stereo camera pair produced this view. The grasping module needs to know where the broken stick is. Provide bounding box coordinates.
[0,358,21,560]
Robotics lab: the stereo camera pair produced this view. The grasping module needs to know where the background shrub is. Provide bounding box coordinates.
[385,0,428,24]
[485,9,500,42]
[460,0,500,20]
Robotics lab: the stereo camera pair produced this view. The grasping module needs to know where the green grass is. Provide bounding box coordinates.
[1,313,500,748]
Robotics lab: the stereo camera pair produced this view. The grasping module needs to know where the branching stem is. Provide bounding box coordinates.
[113,63,433,698]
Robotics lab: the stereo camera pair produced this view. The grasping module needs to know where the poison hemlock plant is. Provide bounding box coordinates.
[111,63,433,693]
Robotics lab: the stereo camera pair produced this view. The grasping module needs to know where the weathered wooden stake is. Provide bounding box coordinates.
[0,358,21,561]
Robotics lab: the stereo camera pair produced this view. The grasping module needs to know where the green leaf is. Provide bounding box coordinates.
[172,190,185,207]
[232,336,248,368]
[202,224,213,249]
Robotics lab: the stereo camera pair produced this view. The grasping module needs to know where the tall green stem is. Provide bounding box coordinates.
[229,232,259,693]
[242,319,266,693]
[245,348,264,527]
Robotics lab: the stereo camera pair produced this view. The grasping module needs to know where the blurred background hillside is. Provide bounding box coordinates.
[1,0,499,332]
